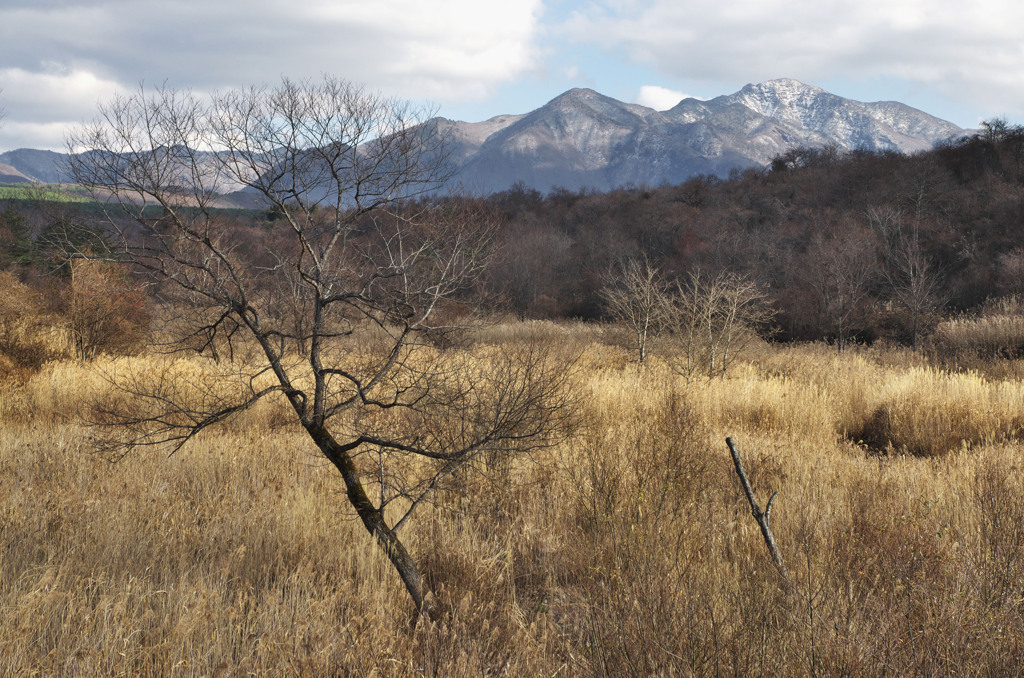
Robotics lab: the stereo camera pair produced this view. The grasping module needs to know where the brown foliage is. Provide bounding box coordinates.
[0,271,63,375]
[66,258,149,360]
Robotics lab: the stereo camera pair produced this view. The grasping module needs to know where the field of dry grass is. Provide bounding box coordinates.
[3,323,1024,675]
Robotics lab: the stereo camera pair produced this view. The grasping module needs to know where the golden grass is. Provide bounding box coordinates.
[0,271,75,381]
[3,333,1024,674]
[932,312,1024,359]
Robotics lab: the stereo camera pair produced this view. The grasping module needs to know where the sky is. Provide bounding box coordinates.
[2,0,1024,152]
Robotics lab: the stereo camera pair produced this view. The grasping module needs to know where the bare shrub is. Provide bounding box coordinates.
[669,269,774,379]
[66,258,149,360]
[600,258,669,364]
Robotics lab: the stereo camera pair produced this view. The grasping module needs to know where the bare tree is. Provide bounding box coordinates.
[66,77,579,617]
[868,205,945,350]
[670,270,774,379]
[601,258,669,363]
[803,223,879,351]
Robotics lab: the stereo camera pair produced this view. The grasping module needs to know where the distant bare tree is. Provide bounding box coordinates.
[670,270,774,379]
[803,223,879,351]
[601,258,669,363]
[66,77,580,618]
[868,205,946,349]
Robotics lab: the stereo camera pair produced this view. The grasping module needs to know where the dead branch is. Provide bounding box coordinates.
[726,436,789,583]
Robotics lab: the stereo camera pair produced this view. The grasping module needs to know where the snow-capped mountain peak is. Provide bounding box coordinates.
[0,80,967,196]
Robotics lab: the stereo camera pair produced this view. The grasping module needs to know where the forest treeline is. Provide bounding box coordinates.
[2,120,1023,356]
[484,120,1024,347]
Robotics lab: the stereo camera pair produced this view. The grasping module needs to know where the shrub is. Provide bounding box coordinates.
[0,271,68,376]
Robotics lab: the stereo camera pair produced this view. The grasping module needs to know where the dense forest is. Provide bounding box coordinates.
[483,121,1024,344]
[2,120,1024,359]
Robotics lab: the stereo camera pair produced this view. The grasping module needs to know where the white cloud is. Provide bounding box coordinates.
[0,121,75,153]
[564,0,1024,119]
[0,67,120,121]
[0,0,543,150]
[0,0,542,98]
[635,85,696,110]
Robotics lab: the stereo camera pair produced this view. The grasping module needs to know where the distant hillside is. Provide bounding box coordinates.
[438,78,964,193]
[0,162,34,184]
[0,149,69,184]
[0,79,965,196]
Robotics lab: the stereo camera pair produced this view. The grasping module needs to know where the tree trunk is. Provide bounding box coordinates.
[310,426,438,619]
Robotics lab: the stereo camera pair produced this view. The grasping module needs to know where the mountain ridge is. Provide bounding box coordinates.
[437,78,963,193]
[0,79,966,196]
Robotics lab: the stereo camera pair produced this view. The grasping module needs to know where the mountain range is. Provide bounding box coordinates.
[0,79,966,196]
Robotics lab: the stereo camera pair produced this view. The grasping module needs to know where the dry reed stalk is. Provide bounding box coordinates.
[3,334,1024,674]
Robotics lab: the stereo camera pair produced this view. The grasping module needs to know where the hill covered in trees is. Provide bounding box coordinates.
[481,120,1024,348]
[1,120,1023,355]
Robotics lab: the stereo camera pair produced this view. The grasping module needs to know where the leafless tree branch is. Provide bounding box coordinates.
[66,76,581,618]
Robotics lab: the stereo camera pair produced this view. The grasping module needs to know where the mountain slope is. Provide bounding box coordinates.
[662,78,962,164]
[0,149,70,184]
[0,80,966,195]
[0,162,34,184]
[447,88,751,193]
[444,78,964,193]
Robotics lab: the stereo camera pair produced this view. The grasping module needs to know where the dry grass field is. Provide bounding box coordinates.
[3,322,1024,676]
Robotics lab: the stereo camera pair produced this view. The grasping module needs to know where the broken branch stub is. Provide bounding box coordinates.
[726,436,789,582]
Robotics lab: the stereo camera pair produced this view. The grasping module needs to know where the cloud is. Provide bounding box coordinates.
[0,0,543,149]
[0,1,542,95]
[0,67,120,121]
[0,121,76,153]
[0,67,122,150]
[635,85,696,110]
[564,0,1024,119]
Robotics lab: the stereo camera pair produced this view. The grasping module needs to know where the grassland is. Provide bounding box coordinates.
[0,183,95,203]
[2,324,1024,675]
